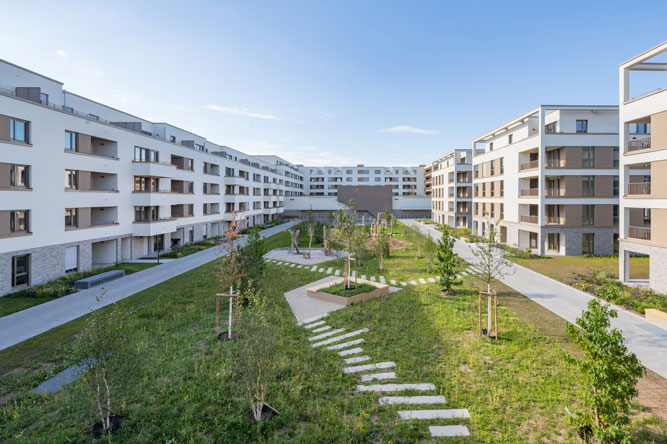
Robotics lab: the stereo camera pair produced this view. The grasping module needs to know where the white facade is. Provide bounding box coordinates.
[430,149,472,228]
[299,165,426,196]
[618,41,667,293]
[471,105,620,256]
[0,59,304,295]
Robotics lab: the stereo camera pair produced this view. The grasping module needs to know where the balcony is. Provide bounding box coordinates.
[628,136,651,152]
[627,182,651,195]
[519,160,539,171]
[628,226,651,240]
[519,188,539,197]
[546,216,565,225]
[132,160,176,177]
[545,188,565,197]
[545,159,566,168]
[520,215,538,224]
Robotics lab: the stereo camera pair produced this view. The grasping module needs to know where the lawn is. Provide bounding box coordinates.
[0,227,664,443]
[511,255,650,282]
[0,262,158,318]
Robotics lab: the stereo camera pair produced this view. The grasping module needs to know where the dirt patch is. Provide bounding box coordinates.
[363,238,410,250]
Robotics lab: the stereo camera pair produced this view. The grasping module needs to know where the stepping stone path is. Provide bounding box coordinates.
[361,275,367,280]
[410,280,418,286]
[326,267,333,274]
[379,276,386,284]
[290,263,296,267]
[334,270,341,276]
[318,268,324,273]
[300,304,471,439]
[418,278,427,284]
[370,276,376,282]
[401,282,407,287]
[310,266,318,272]
[390,279,397,285]
[427,277,436,283]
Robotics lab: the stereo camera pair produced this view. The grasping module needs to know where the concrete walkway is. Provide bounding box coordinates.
[406,220,667,380]
[0,220,301,351]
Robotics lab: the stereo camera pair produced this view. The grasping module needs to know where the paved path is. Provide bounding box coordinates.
[0,220,301,351]
[406,220,667,380]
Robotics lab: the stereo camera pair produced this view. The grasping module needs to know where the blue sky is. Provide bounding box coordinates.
[1,1,666,166]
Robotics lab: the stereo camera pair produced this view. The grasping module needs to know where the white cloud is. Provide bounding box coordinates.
[379,125,437,135]
[56,49,67,58]
[88,66,103,78]
[206,104,278,120]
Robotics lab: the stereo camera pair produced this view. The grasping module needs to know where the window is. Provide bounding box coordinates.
[582,233,595,255]
[346,177,352,182]
[195,143,205,151]
[500,203,504,219]
[490,181,495,197]
[64,246,78,273]
[65,131,77,151]
[135,146,148,161]
[635,123,648,134]
[10,210,29,232]
[65,208,78,228]
[500,181,504,197]
[170,135,176,143]
[545,122,556,134]
[643,208,651,225]
[613,233,619,254]
[613,205,619,225]
[489,142,494,151]
[374,177,381,182]
[187,182,194,193]
[88,114,99,121]
[582,205,594,226]
[358,177,369,182]
[151,150,159,163]
[547,233,560,251]
[613,176,619,197]
[500,158,504,174]
[187,159,194,170]
[490,161,495,176]
[508,134,513,144]
[357,169,369,174]
[374,169,381,174]
[65,170,78,190]
[529,232,538,249]
[576,120,588,133]
[474,165,479,178]
[613,148,619,168]
[582,176,595,196]
[10,118,29,143]
[346,169,353,174]
[9,164,29,188]
[40,92,49,105]
[12,254,30,287]
[153,234,164,252]
[582,147,595,168]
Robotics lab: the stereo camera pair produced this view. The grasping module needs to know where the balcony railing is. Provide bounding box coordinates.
[520,215,539,224]
[546,216,565,225]
[520,188,539,197]
[627,182,651,195]
[628,137,651,152]
[545,188,565,197]
[545,159,565,168]
[628,226,651,240]
[519,160,539,171]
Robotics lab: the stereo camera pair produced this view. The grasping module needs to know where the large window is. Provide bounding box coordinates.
[12,254,30,287]
[65,170,79,190]
[582,233,595,255]
[613,148,619,168]
[153,234,164,252]
[576,120,588,133]
[10,210,29,233]
[547,233,560,251]
[65,131,77,151]
[582,205,594,226]
[10,164,29,188]
[134,176,159,192]
[582,176,595,196]
[613,205,619,225]
[582,147,595,168]
[613,176,619,197]
[65,208,79,228]
[10,118,29,143]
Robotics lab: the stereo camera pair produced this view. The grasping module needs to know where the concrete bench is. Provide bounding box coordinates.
[74,270,125,289]
[645,309,667,329]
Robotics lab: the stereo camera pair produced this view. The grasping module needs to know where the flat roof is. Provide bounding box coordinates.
[0,58,64,85]
[619,41,667,67]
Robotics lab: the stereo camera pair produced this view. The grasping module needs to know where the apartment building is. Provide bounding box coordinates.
[424,164,432,196]
[0,59,303,295]
[618,42,667,292]
[471,105,620,256]
[430,149,472,228]
[299,165,426,196]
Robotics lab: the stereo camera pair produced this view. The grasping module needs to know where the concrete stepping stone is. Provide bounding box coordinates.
[344,361,395,374]
[401,282,407,287]
[310,266,318,272]
[313,329,368,348]
[370,276,376,282]
[351,271,356,278]
[312,325,332,333]
[460,270,468,276]
[390,279,396,285]
[379,276,386,284]
[326,267,333,274]
[304,320,326,329]
[398,409,471,420]
[326,338,365,350]
[378,395,446,405]
[418,278,427,284]
[357,383,435,393]
[361,274,367,280]
[299,313,327,326]
[429,425,470,437]
[344,355,371,364]
[290,263,296,267]
[410,280,418,286]
[338,347,363,356]
[361,372,396,382]
[318,268,324,273]
[427,277,436,283]
[309,328,345,341]
[334,270,341,276]
[297,264,303,268]
[276,262,283,265]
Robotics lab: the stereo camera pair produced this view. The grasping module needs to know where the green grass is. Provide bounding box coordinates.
[318,282,377,297]
[0,262,158,318]
[511,255,650,281]
[0,226,664,443]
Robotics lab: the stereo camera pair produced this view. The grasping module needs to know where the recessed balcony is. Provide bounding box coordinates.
[628,136,651,152]
[628,225,651,240]
[627,182,651,195]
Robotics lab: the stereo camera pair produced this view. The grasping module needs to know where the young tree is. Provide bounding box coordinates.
[471,226,513,337]
[350,226,368,266]
[407,226,424,258]
[216,211,246,336]
[375,231,390,271]
[435,228,462,293]
[241,226,265,282]
[566,299,645,443]
[69,302,135,434]
[230,283,279,423]
[423,234,437,273]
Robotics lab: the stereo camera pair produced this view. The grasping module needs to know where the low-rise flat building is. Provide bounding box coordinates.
[471,105,619,255]
[299,165,426,196]
[618,41,667,292]
[430,149,472,228]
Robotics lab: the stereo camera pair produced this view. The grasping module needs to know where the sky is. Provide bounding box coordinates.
[1,1,666,166]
